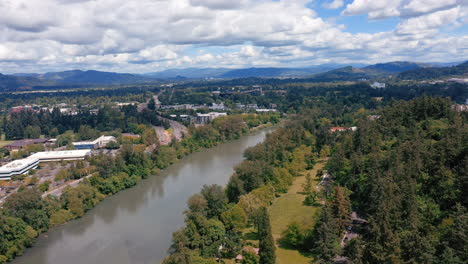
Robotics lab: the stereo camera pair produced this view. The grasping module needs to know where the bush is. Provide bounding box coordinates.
[279,222,306,249]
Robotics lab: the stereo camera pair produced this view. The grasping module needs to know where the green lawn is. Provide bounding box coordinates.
[268,161,325,264]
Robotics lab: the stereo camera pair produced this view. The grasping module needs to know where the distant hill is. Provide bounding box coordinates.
[0,73,53,91]
[37,70,154,84]
[145,65,355,79]
[307,66,369,81]
[397,61,468,80]
[362,61,427,75]
[145,68,231,79]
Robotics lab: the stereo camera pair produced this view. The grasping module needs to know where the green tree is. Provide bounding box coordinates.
[221,205,247,231]
[2,188,50,232]
[257,207,275,264]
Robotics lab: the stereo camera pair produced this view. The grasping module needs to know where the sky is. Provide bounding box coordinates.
[0,0,467,74]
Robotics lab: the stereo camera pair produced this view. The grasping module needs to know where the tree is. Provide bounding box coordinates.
[24,125,41,139]
[221,205,247,230]
[303,172,312,194]
[187,193,208,216]
[332,186,351,230]
[320,145,331,158]
[2,188,50,232]
[200,184,228,218]
[142,127,159,146]
[280,222,305,248]
[242,250,259,264]
[257,207,275,264]
[148,98,156,110]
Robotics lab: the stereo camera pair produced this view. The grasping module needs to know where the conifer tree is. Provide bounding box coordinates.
[256,207,275,264]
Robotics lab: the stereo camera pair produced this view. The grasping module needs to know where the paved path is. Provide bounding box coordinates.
[42,174,93,198]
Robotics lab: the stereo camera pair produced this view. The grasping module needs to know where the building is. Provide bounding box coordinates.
[196,112,227,124]
[246,104,258,110]
[122,133,141,139]
[210,102,226,110]
[29,150,91,162]
[73,135,116,149]
[3,138,49,151]
[0,150,91,180]
[0,158,39,180]
[256,109,277,113]
[329,127,347,132]
[370,82,386,89]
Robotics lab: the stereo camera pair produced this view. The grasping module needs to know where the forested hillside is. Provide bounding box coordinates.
[324,96,467,263]
[398,61,468,80]
[163,96,467,264]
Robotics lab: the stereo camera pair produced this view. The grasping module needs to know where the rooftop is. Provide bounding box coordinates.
[4,138,49,148]
[0,158,39,173]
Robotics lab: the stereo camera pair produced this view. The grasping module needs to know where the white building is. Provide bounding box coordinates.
[210,102,226,110]
[196,112,227,124]
[0,150,92,180]
[0,158,39,180]
[73,135,116,149]
[370,82,386,89]
[30,150,91,162]
[256,109,277,113]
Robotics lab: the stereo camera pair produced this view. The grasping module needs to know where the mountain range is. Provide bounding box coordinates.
[1,61,466,91]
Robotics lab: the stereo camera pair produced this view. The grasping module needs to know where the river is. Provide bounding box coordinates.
[12,127,275,264]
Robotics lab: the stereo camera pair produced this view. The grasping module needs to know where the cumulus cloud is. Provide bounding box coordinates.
[0,0,466,73]
[323,0,344,9]
[342,0,467,19]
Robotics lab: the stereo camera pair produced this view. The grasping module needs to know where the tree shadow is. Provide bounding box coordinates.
[244,231,258,241]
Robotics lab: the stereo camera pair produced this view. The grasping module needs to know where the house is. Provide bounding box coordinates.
[329,127,347,133]
[368,115,381,121]
[4,138,49,151]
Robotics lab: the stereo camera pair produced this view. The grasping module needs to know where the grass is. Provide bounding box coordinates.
[268,160,326,264]
[0,134,14,147]
[0,140,14,148]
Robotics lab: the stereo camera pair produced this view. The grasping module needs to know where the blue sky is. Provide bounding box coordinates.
[0,0,466,73]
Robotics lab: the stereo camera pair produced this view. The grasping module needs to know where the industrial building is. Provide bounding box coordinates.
[73,135,116,149]
[0,150,91,180]
[196,112,227,124]
[30,150,91,162]
[0,158,40,180]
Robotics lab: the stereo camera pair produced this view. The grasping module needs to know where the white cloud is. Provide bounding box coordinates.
[323,0,344,9]
[0,0,466,73]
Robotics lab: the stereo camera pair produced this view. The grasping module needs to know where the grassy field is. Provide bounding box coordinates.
[269,160,326,264]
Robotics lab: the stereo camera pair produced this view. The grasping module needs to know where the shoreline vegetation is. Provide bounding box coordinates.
[163,96,467,264]
[0,112,280,264]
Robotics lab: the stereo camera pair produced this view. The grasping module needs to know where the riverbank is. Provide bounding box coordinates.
[8,124,278,264]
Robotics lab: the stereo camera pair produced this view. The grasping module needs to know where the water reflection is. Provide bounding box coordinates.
[12,127,274,264]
